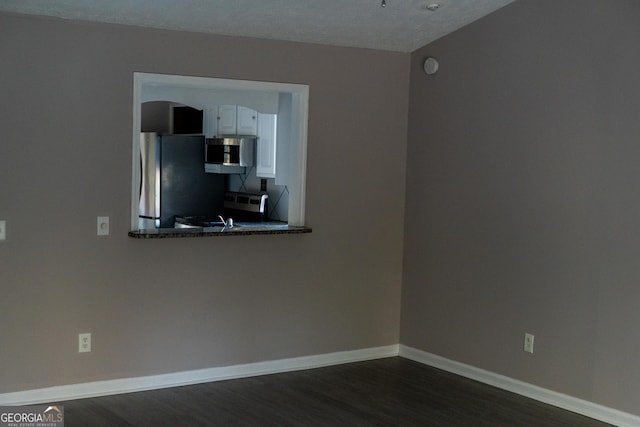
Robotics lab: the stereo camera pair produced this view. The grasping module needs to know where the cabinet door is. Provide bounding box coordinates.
[217,105,237,135]
[256,114,277,178]
[237,106,258,136]
[202,107,218,138]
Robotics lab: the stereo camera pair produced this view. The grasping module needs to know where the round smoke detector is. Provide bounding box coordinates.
[423,57,439,75]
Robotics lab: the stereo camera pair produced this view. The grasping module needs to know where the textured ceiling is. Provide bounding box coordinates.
[0,0,516,52]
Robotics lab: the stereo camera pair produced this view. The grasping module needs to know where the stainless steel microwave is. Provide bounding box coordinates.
[205,137,255,167]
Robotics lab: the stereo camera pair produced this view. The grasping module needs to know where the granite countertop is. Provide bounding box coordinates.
[128,222,312,239]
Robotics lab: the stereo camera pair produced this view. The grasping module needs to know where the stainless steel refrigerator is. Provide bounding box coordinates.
[139,133,225,228]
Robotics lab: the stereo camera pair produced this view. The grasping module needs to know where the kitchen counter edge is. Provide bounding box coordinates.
[128,225,312,239]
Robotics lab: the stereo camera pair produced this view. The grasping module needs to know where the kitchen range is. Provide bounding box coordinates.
[174,191,268,229]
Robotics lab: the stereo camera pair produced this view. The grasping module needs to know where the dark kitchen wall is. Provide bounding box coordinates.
[0,13,409,393]
[401,0,640,416]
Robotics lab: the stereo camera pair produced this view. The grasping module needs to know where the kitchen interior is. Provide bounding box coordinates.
[133,83,309,237]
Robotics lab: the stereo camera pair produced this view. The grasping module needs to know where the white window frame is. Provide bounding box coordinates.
[131,72,309,229]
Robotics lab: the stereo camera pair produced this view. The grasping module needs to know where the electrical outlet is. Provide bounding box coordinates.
[524,333,535,354]
[0,220,5,241]
[97,216,109,236]
[79,333,92,353]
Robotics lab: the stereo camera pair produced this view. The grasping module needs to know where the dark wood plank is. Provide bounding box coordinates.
[56,357,612,426]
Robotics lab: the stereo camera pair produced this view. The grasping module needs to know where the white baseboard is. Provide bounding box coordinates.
[399,344,640,427]
[0,344,399,406]
[3,343,638,427]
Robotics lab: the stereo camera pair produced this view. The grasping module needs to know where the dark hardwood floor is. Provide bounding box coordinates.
[57,357,611,426]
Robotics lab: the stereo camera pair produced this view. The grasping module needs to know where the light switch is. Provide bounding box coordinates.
[97,216,109,236]
[0,220,5,241]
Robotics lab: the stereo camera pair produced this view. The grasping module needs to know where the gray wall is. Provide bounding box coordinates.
[0,14,408,393]
[402,0,640,416]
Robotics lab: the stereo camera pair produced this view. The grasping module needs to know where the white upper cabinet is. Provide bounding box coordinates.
[202,107,218,138]
[256,113,277,178]
[217,105,258,136]
[237,106,258,136]
[217,105,237,135]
